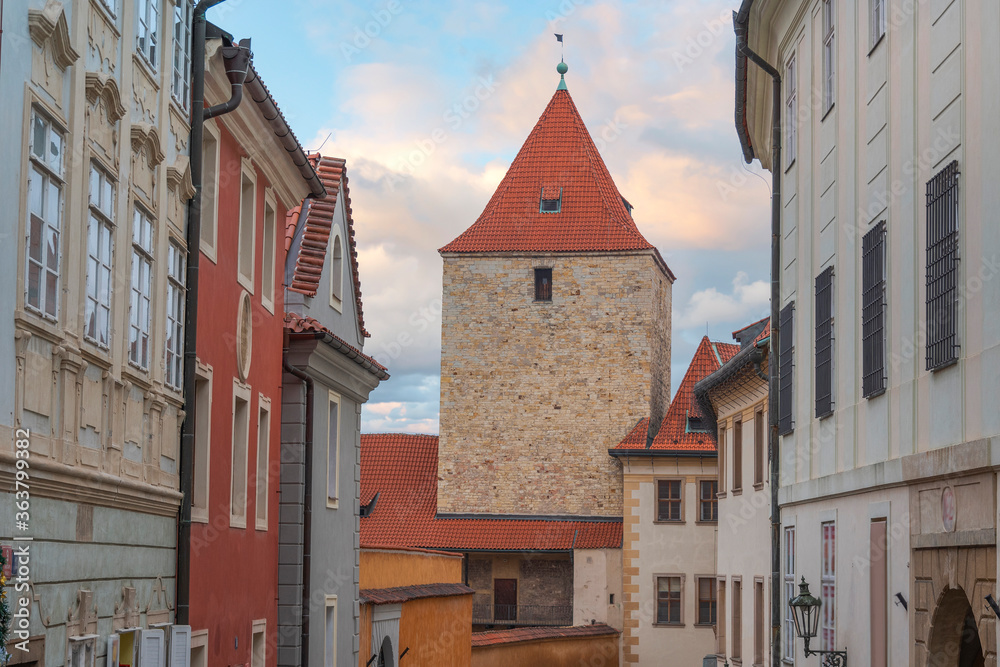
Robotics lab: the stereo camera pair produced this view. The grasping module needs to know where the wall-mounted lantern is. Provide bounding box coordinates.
[788,577,848,666]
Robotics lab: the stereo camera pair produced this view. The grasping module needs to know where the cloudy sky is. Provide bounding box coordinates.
[224,0,772,433]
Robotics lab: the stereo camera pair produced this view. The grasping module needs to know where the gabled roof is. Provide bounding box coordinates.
[611,337,740,454]
[285,155,370,337]
[360,582,473,606]
[284,312,389,380]
[472,624,619,647]
[439,86,673,278]
[361,433,621,551]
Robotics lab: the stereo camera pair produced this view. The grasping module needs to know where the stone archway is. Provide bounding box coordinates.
[926,587,985,667]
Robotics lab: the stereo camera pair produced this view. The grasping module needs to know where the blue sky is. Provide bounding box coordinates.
[222,0,772,433]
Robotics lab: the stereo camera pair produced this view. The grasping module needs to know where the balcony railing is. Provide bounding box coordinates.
[472,603,573,627]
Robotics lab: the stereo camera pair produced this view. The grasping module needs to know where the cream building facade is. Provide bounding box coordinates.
[736,0,1000,665]
[1,0,195,663]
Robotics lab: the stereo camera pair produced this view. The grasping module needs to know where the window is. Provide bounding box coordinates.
[656,576,682,625]
[733,419,743,493]
[171,0,193,110]
[137,0,160,69]
[925,160,960,370]
[699,480,718,522]
[96,0,116,17]
[231,386,250,527]
[534,267,552,301]
[199,124,219,257]
[68,635,97,667]
[815,267,835,418]
[238,168,256,289]
[329,232,343,308]
[732,579,742,660]
[327,392,340,508]
[785,55,797,167]
[754,409,765,487]
[870,520,888,667]
[165,241,185,390]
[783,526,796,661]
[129,207,155,370]
[25,109,65,320]
[778,302,795,435]
[822,0,836,114]
[862,222,887,397]
[718,580,727,656]
[754,580,764,665]
[697,577,717,625]
[656,479,682,522]
[190,630,208,667]
[719,425,727,494]
[325,596,337,667]
[821,522,836,651]
[255,399,270,530]
[261,196,276,311]
[539,187,562,213]
[870,0,885,49]
[192,370,212,523]
[86,163,115,348]
[250,620,265,667]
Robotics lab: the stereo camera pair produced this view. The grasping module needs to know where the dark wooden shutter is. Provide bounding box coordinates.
[925,160,960,370]
[815,267,835,418]
[862,221,887,397]
[778,302,795,435]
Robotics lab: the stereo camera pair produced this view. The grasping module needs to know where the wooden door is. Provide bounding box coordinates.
[494,579,517,621]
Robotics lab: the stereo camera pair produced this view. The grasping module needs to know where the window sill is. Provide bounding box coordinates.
[817,409,834,421]
[929,357,959,372]
[230,515,247,529]
[864,387,887,400]
[821,102,835,122]
[753,482,765,491]
[868,33,885,57]
[732,488,743,496]
[653,520,685,525]
[784,158,796,174]
[652,623,684,628]
[695,520,718,526]
[532,299,553,304]
[694,622,716,628]
[717,492,728,499]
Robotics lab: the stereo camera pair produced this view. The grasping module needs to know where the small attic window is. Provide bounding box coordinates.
[621,196,633,214]
[539,186,562,213]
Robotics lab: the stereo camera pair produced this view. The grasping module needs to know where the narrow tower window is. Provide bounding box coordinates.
[534,268,552,301]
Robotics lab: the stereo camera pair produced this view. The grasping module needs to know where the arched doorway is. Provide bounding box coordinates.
[926,587,985,667]
[377,636,395,667]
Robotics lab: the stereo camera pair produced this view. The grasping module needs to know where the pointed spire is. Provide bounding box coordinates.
[557,60,568,91]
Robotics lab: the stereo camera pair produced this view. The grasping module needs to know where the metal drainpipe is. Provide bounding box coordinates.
[735,4,782,666]
[178,0,247,626]
[283,332,314,667]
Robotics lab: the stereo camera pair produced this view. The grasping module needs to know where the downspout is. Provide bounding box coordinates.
[734,4,782,667]
[177,0,249,626]
[283,340,314,667]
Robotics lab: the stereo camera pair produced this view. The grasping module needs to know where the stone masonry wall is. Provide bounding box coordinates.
[437,252,671,516]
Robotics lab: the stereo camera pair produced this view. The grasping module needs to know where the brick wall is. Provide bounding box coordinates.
[437,252,671,516]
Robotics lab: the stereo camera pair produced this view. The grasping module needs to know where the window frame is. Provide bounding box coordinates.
[325,595,337,667]
[190,629,208,667]
[862,221,887,397]
[250,619,265,667]
[261,189,277,313]
[85,161,116,349]
[783,525,796,663]
[164,238,186,390]
[654,574,684,626]
[327,390,341,509]
[869,0,886,52]
[718,424,727,496]
[785,54,797,169]
[255,395,271,530]
[732,577,743,661]
[136,0,161,71]
[25,107,66,321]
[128,205,155,371]
[778,302,796,435]
[732,418,743,494]
[821,521,836,651]
[171,0,193,111]
[925,161,961,370]
[753,408,765,488]
[230,381,251,528]
[754,578,765,666]
[815,267,836,419]
[191,364,213,524]
[717,578,728,657]
[698,478,718,523]
[822,0,836,116]
[237,160,257,292]
[329,228,344,312]
[534,267,553,302]
[655,478,684,523]
[199,121,220,261]
[696,575,717,627]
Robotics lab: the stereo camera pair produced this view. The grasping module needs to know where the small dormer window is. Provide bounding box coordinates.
[539,186,562,213]
[534,268,552,301]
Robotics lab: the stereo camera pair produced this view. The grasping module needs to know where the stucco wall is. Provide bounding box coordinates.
[437,252,671,516]
[361,548,464,589]
[472,634,620,667]
[573,548,623,629]
[358,596,473,667]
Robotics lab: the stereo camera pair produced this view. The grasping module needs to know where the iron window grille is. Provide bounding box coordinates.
[815,267,835,419]
[925,160,960,371]
[778,302,795,435]
[534,267,552,301]
[862,221,887,397]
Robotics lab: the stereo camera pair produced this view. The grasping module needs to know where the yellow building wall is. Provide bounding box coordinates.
[472,635,620,667]
[399,596,473,666]
[360,548,464,589]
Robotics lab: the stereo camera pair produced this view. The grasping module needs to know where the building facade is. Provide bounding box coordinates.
[695,319,771,667]
[185,28,322,667]
[736,0,1000,664]
[279,156,388,667]
[1,0,194,663]
[610,337,738,666]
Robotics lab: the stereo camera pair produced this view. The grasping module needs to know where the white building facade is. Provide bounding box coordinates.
[736,0,1000,665]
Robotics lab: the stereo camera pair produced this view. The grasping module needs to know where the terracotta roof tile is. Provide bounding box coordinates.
[361,433,621,551]
[360,582,473,605]
[286,155,370,337]
[284,312,388,377]
[471,624,619,647]
[439,88,673,279]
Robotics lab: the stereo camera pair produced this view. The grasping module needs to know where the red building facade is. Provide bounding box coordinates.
[186,33,323,667]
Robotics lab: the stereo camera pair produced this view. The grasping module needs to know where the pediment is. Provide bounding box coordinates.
[130,123,165,167]
[28,0,80,70]
[85,71,126,122]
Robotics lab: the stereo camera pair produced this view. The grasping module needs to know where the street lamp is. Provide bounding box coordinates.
[788,577,848,666]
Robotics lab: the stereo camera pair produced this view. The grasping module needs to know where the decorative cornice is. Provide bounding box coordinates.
[130,123,165,167]
[85,71,126,122]
[166,155,196,202]
[28,0,80,70]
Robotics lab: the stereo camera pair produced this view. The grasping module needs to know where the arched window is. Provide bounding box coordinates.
[330,232,344,308]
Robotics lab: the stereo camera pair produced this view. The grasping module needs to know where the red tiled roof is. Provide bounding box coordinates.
[360,582,473,605]
[361,433,622,551]
[611,337,739,453]
[472,624,619,647]
[753,319,771,344]
[284,312,388,378]
[439,88,672,277]
[286,155,370,337]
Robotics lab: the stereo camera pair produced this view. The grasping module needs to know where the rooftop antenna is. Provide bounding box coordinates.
[554,34,567,90]
[314,131,332,154]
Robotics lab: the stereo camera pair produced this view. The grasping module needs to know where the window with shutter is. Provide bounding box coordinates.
[169,625,192,667]
[815,267,835,418]
[778,302,795,435]
[925,160,960,370]
[862,222,887,397]
[140,629,166,667]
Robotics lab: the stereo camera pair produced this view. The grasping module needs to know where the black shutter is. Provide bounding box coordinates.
[862,221,887,397]
[778,302,795,435]
[815,267,835,419]
[925,160,960,370]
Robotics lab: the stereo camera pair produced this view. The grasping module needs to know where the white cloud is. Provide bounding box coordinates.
[674,271,770,331]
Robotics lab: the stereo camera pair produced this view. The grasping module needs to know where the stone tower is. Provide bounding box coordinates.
[436,65,674,517]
